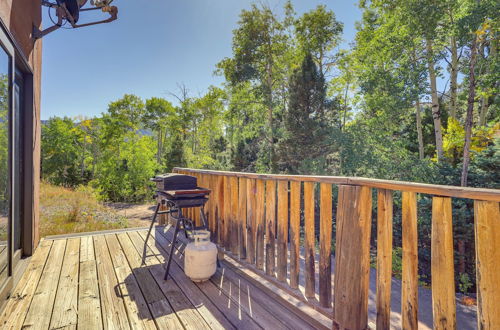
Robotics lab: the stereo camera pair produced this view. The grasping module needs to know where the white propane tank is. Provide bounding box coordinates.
[184,230,217,282]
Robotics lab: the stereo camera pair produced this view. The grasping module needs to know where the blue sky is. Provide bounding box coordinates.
[41,0,362,120]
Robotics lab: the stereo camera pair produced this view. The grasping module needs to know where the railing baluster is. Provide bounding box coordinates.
[474,200,500,329]
[402,191,418,330]
[255,179,265,270]
[230,176,239,255]
[277,180,289,282]
[333,185,372,329]
[376,189,393,329]
[172,168,500,328]
[431,196,456,329]
[265,180,277,277]
[289,180,301,289]
[304,181,315,299]
[215,175,224,245]
[223,176,231,249]
[246,178,256,264]
[238,178,247,259]
[319,182,332,308]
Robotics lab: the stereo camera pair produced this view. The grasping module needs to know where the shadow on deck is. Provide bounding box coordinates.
[0,226,326,329]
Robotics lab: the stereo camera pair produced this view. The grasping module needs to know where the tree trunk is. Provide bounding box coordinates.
[479,97,489,126]
[461,34,478,187]
[415,99,424,160]
[426,38,444,162]
[266,60,276,172]
[449,35,459,120]
[341,81,349,132]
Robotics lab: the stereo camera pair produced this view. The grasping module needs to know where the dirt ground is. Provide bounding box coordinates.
[106,202,157,227]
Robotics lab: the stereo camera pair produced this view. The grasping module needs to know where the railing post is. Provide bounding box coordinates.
[474,200,500,329]
[333,185,372,330]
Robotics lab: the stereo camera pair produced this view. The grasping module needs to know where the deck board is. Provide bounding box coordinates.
[0,227,327,329]
[50,237,80,330]
[23,238,66,329]
[78,235,103,330]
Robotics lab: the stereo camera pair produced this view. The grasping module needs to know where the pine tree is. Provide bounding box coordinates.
[278,53,330,174]
[165,135,186,172]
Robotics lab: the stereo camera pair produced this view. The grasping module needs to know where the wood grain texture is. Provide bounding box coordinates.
[266,180,277,277]
[402,191,418,330]
[238,177,247,259]
[319,183,332,308]
[78,236,103,330]
[23,239,66,329]
[246,178,257,264]
[137,231,234,330]
[431,197,456,330]
[216,175,224,244]
[474,200,500,330]
[256,179,265,270]
[277,180,289,282]
[127,231,211,330]
[289,180,301,289]
[376,189,393,330]
[304,181,316,298]
[174,167,500,202]
[50,238,80,330]
[93,235,130,330]
[223,175,231,249]
[0,240,52,329]
[230,176,239,255]
[333,185,372,330]
[116,232,184,329]
[105,234,156,330]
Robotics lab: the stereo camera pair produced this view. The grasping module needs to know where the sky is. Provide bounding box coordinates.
[41,0,362,120]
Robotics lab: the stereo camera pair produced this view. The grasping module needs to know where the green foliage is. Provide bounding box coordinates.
[41,1,499,292]
[277,53,333,174]
[458,273,473,294]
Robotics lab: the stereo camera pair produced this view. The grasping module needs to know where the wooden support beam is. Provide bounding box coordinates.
[289,181,301,289]
[255,179,265,270]
[474,200,500,329]
[230,176,239,255]
[238,178,247,259]
[246,179,256,264]
[277,180,289,282]
[333,185,372,330]
[402,191,418,330]
[319,183,332,308]
[265,180,277,277]
[304,181,315,299]
[376,189,393,329]
[431,197,456,330]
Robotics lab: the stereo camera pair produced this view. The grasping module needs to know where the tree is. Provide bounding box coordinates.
[278,53,331,174]
[41,117,87,187]
[295,5,343,76]
[143,97,175,163]
[217,3,291,171]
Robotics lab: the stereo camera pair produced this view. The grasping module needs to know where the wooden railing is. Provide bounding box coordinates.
[173,168,500,330]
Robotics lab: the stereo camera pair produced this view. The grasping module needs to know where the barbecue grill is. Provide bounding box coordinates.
[144,173,212,280]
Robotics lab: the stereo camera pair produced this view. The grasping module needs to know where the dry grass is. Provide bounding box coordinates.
[40,182,131,237]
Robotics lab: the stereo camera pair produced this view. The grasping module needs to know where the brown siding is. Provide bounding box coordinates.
[0,0,42,252]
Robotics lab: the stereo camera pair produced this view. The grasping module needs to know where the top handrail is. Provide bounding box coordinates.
[173,167,500,202]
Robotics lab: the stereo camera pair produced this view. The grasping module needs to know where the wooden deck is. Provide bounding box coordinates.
[0,226,327,330]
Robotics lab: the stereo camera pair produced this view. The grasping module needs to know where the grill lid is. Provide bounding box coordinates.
[152,173,197,190]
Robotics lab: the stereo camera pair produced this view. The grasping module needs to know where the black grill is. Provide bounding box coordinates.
[146,172,214,281]
[152,173,210,206]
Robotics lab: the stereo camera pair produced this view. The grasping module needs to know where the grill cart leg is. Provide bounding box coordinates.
[143,202,161,265]
[164,209,182,281]
[200,206,208,228]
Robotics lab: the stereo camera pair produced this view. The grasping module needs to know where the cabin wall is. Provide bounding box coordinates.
[0,0,42,252]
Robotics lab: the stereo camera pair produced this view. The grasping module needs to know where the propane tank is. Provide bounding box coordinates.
[184,230,217,282]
